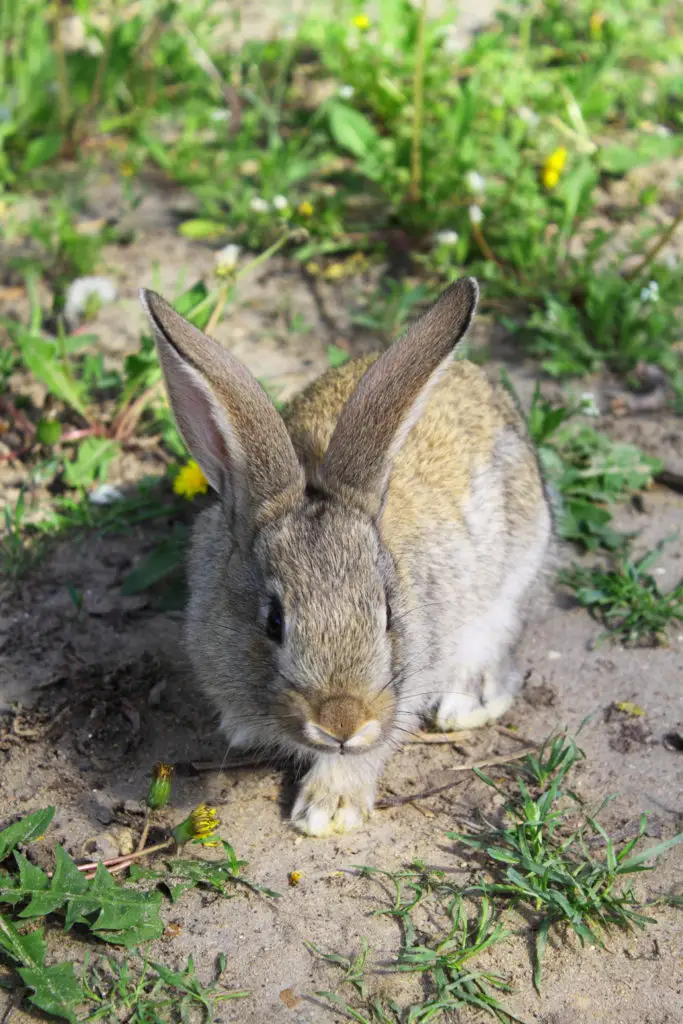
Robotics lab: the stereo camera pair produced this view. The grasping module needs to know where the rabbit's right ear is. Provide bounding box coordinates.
[318,277,479,519]
[140,290,304,541]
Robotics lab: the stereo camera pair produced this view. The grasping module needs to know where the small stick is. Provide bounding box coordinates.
[404,730,473,744]
[136,810,151,853]
[448,747,536,772]
[494,725,538,746]
[46,839,175,880]
[188,757,271,772]
[377,747,536,809]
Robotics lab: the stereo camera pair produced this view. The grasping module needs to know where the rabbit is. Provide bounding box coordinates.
[140,277,552,837]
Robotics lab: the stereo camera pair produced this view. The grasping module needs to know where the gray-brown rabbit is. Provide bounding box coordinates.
[141,278,551,836]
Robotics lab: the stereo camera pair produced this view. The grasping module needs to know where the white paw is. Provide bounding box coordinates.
[435,690,514,731]
[291,775,375,837]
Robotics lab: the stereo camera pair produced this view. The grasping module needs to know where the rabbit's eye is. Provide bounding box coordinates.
[386,602,392,632]
[266,596,284,643]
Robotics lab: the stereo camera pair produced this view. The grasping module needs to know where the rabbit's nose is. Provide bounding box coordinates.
[304,697,381,750]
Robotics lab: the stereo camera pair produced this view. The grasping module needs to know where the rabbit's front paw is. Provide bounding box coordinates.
[435,668,517,730]
[291,770,375,837]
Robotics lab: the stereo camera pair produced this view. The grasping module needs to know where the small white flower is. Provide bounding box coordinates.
[468,204,484,225]
[338,84,355,100]
[655,124,672,137]
[272,194,289,211]
[465,170,486,194]
[215,243,241,272]
[89,484,124,506]
[210,109,230,122]
[249,197,269,213]
[63,276,118,329]
[518,105,540,127]
[640,280,660,304]
[580,392,600,417]
[435,229,459,246]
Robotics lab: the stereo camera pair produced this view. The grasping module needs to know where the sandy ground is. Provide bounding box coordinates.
[2,4,683,1022]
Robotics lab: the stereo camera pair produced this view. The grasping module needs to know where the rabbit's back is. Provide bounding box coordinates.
[283,354,546,551]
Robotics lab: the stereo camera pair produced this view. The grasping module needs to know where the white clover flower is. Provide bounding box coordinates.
[338,84,355,100]
[435,229,459,246]
[580,392,600,417]
[518,105,540,127]
[215,243,241,272]
[465,170,486,194]
[272,194,289,211]
[640,280,660,304]
[249,197,269,213]
[468,204,484,225]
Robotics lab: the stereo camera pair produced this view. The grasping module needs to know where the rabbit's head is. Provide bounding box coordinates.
[140,279,478,758]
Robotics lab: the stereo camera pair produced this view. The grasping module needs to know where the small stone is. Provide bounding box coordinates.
[547,650,562,660]
[116,827,136,856]
[91,833,118,860]
[123,799,145,815]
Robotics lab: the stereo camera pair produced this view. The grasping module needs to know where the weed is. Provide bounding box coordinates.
[450,733,683,987]
[81,952,248,1023]
[0,491,43,581]
[0,784,277,1020]
[503,375,660,553]
[311,733,683,1020]
[559,539,683,644]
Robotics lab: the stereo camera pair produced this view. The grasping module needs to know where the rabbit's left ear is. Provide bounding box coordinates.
[317,277,479,519]
[140,289,304,541]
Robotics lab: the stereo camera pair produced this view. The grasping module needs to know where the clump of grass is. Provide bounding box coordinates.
[450,732,683,988]
[503,374,661,553]
[559,540,683,645]
[311,733,683,1020]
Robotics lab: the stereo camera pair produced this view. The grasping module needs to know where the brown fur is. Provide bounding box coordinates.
[141,278,552,836]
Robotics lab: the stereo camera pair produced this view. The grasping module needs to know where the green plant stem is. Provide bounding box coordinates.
[408,0,428,203]
[52,3,70,139]
[625,207,683,281]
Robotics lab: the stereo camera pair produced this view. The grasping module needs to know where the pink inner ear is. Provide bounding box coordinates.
[158,337,237,496]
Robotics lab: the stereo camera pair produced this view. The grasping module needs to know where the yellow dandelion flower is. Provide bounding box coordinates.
[288,870,303,886]
[305,261,320,276]
[172,803,222,845]
[324,262,345,281]
[298,200,314,217]
[541,147,567,189]
[120,161,135,177]
[589,11,605,38]
[352,14,370,30]
[542,167,560,189]
[173,460,209,499]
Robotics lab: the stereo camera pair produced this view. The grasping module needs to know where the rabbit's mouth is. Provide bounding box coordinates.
[301,716,382,755]
[277,691,392,755]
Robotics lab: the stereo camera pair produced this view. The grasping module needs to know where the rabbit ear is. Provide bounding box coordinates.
[318,277,479,519]
[140,290,304,538]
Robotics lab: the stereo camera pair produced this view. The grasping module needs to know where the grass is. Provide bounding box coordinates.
[309,732,683,1022]
[559,538,683,644]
